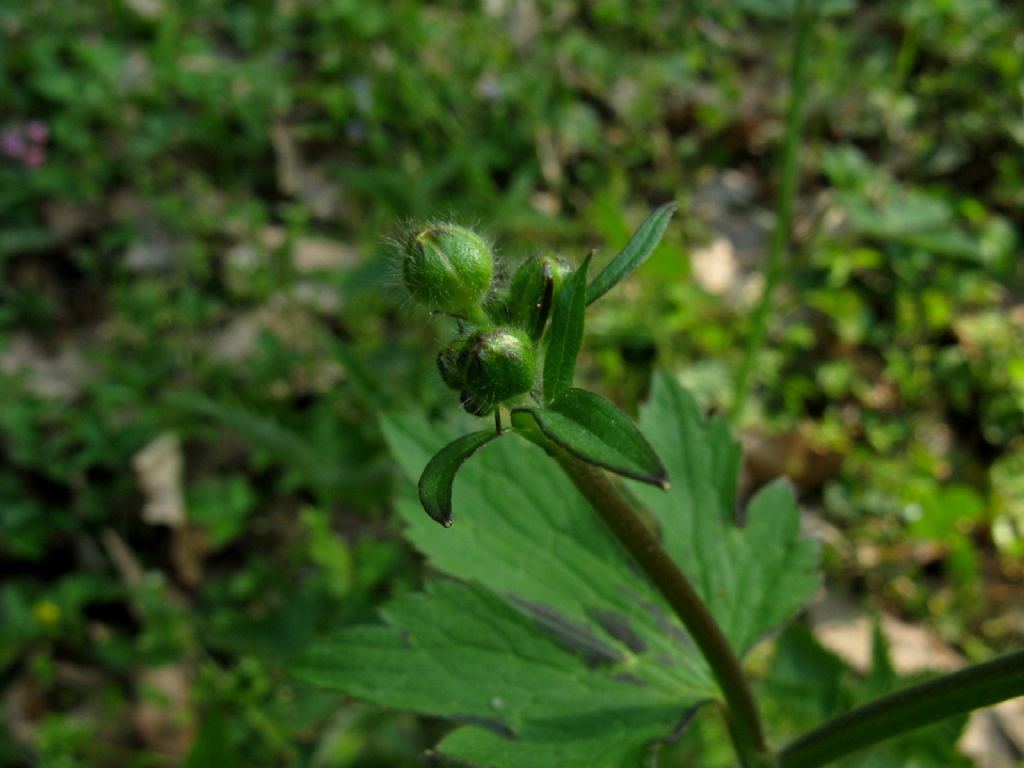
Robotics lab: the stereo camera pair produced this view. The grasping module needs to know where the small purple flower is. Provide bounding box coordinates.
[26,121,49,144]
[1,129,25,158]
[23,146,46,169]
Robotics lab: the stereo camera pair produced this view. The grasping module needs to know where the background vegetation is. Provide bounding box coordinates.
[1,0,1021,765]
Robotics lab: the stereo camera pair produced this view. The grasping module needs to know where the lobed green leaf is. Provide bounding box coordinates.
[630,371,820,653]
[292,579,690,768]
[302,386,821,767]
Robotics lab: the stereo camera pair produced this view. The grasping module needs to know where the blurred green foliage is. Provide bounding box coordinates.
[1,0,1022,765]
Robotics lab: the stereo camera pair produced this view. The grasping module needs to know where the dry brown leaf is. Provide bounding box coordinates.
[742,427,844,497]
[691,236,738,296]
[44,199,99,239]
[292,238,360,273]
[171,525,208,589]
[271,120,344,220]
[133,665,194,757]
[0,333,93,400]
[122,0,163,20]
[131,436,212,586]
[124,225,183,273]
[133,434,186,528]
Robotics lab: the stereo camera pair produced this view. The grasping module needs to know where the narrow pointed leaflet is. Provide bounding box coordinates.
[586,201,676,305]
[543,254,591,405]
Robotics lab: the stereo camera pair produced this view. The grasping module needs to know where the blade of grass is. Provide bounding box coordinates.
[730,0,813,422]
[779,648,1024,768]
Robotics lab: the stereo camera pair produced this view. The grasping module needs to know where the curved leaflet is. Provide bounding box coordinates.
[418,429,501,526]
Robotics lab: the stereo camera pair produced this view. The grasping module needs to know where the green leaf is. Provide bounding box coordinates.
[418,428,500,527]
[586,202,676,305]
[308,388,819,767]
[543,254,591,405]
[761,624,847,727]
[379,413,706,682]
[630,371,820,653]
[514,389,668,488]
[292,580,688,768]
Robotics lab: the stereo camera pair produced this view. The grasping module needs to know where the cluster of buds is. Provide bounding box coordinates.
[401,224,569,416]
[1,121,49,170]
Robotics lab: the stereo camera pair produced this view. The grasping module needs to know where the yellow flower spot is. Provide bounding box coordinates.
[33,601,60,626]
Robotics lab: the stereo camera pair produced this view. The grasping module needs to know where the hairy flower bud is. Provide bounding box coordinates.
[460,328,537,415]
[506,255,571,340]
[482,288,513,325]
[458,389,491,417]
[437,339,469,391]
[402,224,493,319]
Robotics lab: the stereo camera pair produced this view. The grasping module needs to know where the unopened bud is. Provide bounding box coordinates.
[402,224,494,319]
[506,256,571,340]
[437,339,469,391]
[460,328,537,415]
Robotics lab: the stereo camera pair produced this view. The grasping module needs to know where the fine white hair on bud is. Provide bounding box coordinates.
[506,255,571,340]
[459,327,537,416]
[400,223,494,320]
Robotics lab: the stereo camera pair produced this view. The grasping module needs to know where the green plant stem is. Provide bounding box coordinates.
[554,451,774,768]
[730,0,813,423]
[779,648,1024,768]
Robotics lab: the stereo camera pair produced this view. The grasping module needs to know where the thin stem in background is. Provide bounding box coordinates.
[554,452,774,768]
[779,648,1024,768]
[730,1,814,423]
